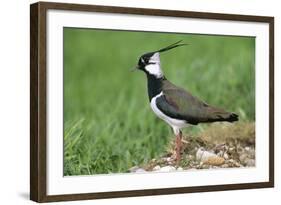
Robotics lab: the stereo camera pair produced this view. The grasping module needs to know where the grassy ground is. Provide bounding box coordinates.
[139,122,255,172]
[63,28,255,176]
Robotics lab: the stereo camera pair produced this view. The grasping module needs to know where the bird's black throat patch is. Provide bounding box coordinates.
[146,74,165,102]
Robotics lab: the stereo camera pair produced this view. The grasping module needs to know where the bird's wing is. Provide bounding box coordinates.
[156,80,237,124]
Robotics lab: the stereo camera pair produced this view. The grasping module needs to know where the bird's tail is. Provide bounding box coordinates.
[206,106,239,123]
[224,112,239,122]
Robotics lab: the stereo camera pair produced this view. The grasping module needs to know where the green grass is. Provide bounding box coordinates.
[63,28,255,175]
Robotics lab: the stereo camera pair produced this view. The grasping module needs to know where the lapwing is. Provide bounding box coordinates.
[133,40,239,162]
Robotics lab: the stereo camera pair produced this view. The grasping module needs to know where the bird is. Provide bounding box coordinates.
[133,40,239,163]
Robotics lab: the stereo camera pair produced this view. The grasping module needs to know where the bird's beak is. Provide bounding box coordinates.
[130,65,139,72]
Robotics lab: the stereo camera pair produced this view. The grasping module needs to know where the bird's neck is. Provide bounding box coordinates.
[146,73,166,101]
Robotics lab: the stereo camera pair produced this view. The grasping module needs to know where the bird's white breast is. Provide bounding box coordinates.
[150,92,188,135]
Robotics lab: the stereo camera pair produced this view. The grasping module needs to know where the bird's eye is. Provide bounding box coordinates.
[141,57,149,64]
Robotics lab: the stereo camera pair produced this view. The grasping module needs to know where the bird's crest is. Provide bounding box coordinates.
[155,40,188,53]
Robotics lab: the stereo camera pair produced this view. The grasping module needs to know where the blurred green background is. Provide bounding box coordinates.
[63,28,255,176]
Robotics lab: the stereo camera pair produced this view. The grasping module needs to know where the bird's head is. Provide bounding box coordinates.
[133,40,187,78]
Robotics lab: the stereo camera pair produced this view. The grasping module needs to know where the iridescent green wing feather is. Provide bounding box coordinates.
[156,79,238,124]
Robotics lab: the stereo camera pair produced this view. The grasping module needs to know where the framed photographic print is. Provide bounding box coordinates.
[30,1,274,202]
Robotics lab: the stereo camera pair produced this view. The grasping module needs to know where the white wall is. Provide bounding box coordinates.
[0,0,279,204]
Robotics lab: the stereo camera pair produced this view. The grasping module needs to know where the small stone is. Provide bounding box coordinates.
[245,159,255,167]
[224,145,229,151]
[239,153,248,163]
[223,153,229,160]
[246,148,255,158]
[204,156,225,166]
[221,164,229,168]
[135,168,147,173]
[227,159,241,167]
[152,165,161,171]
[166,157,172,162]
[234,161,242,167]
[202,164,210,169]
[196,148,206,160]
[167,157,173,164]
[196,148,225,166]
[229,147,235,152]
[177,167,183,171]
[129,166,139,172]
[158,166,176,172]
[217,150,224,157]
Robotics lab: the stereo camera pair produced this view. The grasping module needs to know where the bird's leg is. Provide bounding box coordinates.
[175,130,183,163]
